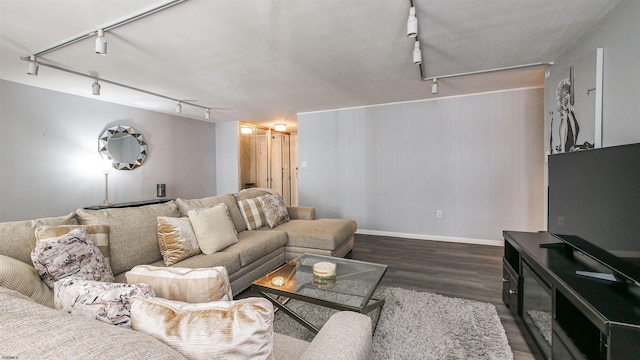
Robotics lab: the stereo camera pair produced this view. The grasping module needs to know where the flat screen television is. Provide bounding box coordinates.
[548,142,640,285]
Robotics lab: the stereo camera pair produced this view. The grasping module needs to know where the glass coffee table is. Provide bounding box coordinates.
[252,254,387,335]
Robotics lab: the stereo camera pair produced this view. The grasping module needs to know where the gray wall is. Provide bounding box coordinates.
[0,80,216,222]
[544,0,640,149]
[215,121,240,194]
[298,88,545,243]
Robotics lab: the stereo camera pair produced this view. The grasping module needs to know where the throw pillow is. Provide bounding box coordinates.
[131,296,274,360]
[187,204,238,254]
[157,216,201,266]
[31,228,114,289]
[259,194,290,228]
[0,254,54,308]
[35,224,110,266]
[54,277,155,328]
[125,265,233,302]
[237,196,267,230]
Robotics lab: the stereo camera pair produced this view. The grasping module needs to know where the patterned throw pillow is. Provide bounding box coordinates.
[54,277,155,327]
[35,224,110,267]
[31,228,114,289]
[237,196,267,230]
[188,204,238,255]
[125,265,233,302]
[157,217,201,266]
[259,194,290,228]
[131,296,274,360]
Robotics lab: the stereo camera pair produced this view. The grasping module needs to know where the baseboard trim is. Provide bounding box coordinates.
[356,229,504,247]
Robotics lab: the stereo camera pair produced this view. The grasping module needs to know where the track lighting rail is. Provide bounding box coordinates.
[20,0,187,60]
[37,61,210,112]
[421,61,553,82]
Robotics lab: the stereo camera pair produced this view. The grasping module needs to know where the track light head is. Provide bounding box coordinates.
[27,55,39,76]
[95,29,107,55]
[92,79,101,95]
[175,102,182,113]
[205,108,210,120]
[431,79,438,94]
[412,41,422,65]
[407,7,418,38]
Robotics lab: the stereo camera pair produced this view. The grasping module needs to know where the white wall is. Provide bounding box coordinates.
[298,88,545,244]
[0,80,216,222]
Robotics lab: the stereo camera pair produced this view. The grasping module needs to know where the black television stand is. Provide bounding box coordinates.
[502,231,640,360]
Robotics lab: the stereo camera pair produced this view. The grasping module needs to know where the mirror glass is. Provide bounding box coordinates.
[98,125,148,170]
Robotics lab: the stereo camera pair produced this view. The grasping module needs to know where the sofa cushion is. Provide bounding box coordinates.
[0,254,54,307]
[125,265,232,302]
[54,277,155,328]
[267,219,357,250]
[0,212,78,265]
[75,202,180,275]
[188,204,238,254]
[157,217,200,266]
[31,228,114,289]
[238,197,267,230]
[260,194,290,228]
[0,288,187,360]
[131,296,274,360]
[35,224,110,267]
[223,229,288,267]
[176,194,247,232]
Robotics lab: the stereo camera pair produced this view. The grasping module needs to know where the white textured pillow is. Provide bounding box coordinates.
[131,296,274,360]
[259,194,290,228]
[125,265,232,302]
[54,278,155,328]
[238,196,267,230]
[157,216,201,266]
[31,228,114,289]
[188,204,238,254]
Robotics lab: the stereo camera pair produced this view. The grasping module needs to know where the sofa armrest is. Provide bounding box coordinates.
[287,206,316,220]
[300,312,372,360]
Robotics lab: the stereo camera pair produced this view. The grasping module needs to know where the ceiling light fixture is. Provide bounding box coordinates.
[175,102,182,113]
[407,6,418,38]
[240,126,253,135]
[95,29,107,55]
[27,55,39,76]
[21,60,219,117]
[413,41,422,65]
[205,108,211,120]
[92,79,101,95]
[20,0,186,60]
[274,124,287,132]
[431,79,438,94]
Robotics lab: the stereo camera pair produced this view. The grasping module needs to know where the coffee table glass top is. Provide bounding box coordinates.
[252,254,387,310]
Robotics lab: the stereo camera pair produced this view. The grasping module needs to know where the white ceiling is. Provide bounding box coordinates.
[0,0,621,132]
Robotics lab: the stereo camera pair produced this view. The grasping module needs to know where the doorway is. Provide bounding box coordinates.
[239,124,295,205]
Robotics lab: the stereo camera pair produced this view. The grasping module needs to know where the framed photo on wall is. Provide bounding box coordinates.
[550,48,603,153]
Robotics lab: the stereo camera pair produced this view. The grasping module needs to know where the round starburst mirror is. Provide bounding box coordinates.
[98,125,148,170]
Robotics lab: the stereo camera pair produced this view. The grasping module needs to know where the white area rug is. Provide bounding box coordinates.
[273,286,514,360]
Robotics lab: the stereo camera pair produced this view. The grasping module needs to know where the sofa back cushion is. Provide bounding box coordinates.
[75,202,180,276]
[176,194,247,232]
[0,213,78,265]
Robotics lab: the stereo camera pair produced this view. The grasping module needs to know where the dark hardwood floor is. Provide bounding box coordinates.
[351,234,539,360]
[240,233,541,359]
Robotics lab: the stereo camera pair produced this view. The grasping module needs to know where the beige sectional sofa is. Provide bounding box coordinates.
[0,189,368,360]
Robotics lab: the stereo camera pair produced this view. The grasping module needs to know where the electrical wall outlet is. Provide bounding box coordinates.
[557,217,565,226]
[436,210,443,218]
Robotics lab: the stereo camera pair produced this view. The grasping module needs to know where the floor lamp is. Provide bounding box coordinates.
[102,158,113,207]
